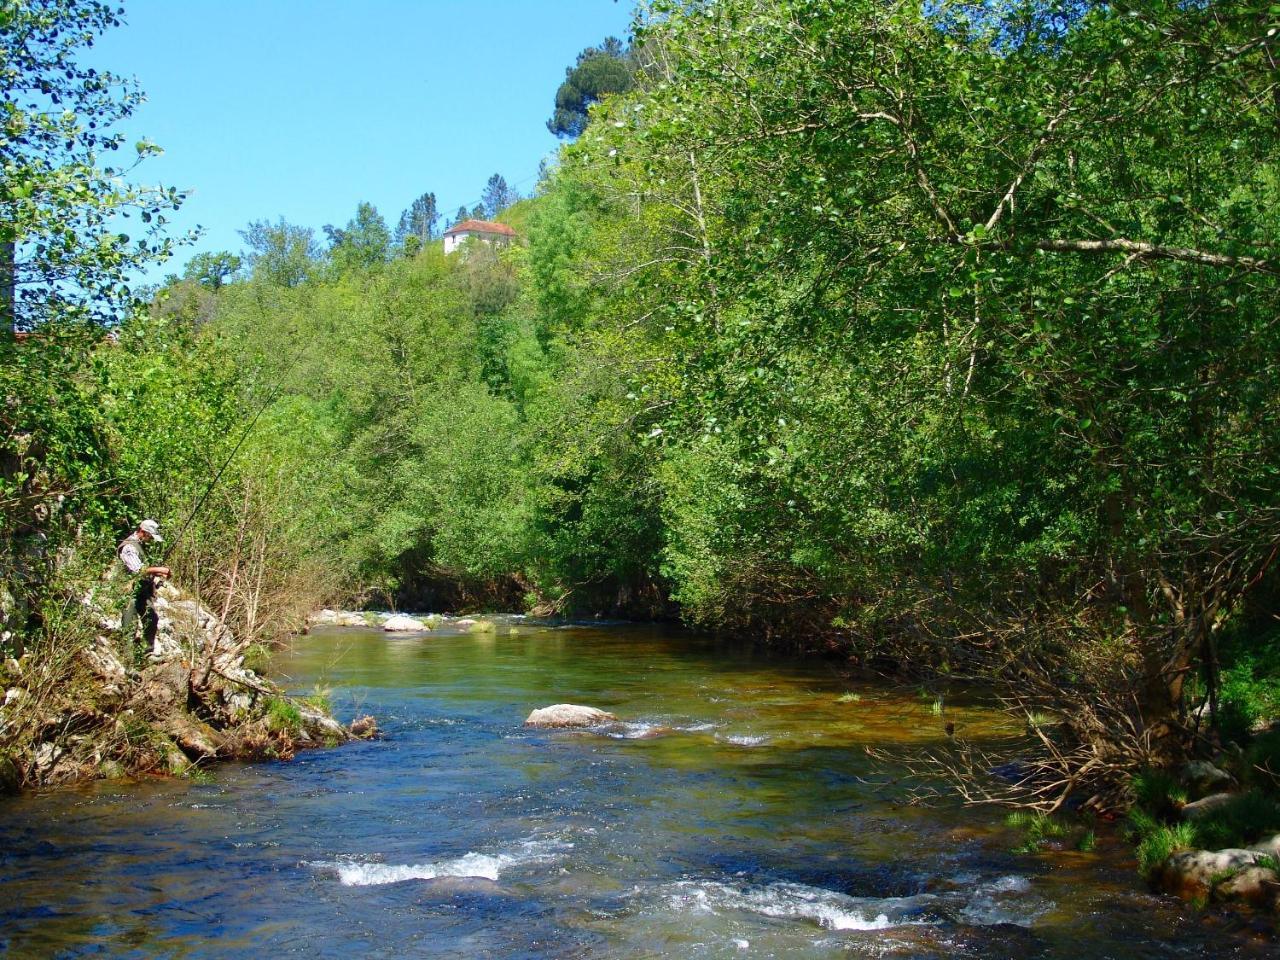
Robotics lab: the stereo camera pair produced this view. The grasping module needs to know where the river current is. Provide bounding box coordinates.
[0,618,1273,957]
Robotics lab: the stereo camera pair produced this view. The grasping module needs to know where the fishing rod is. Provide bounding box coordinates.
[161,341,307,561]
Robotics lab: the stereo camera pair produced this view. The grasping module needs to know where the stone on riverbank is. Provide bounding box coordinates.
[1158,834,1280,908]
[1179,792,1236,821]
[524,704,617,728]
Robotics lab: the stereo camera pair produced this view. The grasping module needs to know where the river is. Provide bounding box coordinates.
[0,617,1273,957]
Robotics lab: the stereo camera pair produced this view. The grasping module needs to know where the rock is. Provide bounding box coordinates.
[1217,866,1280,905]
[80,640,128,697]
[454,618,478,628]
[1161,848,1256,897]
[468,620,496,633]
[1183,760,1233,793]
[383,614,428,632]
[1160,836,1280,906]
[524,704,617,728]
[308,609,339,626]
[350,715,378,739]
[297,706,348,744]
[336,611,372,627]
[162,715,221,760]
[1180,791,1237,821]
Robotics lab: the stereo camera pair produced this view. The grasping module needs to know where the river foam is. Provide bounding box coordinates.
[311,837,572,886]
[647,873,1049,933]
[660,879,934,931]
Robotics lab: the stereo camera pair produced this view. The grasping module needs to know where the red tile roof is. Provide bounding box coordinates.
[443,219,516,238]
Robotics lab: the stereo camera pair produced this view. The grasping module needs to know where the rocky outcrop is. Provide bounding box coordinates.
[0,582,369,790]
[383,614,428,632]
[524,704,617,728]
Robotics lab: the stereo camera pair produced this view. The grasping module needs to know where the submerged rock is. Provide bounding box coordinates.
[524,704,617,728]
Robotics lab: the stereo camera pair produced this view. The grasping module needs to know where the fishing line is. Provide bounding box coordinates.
[162,335,310,560]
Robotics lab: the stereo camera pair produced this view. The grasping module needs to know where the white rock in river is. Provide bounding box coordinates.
[524,704,617,728]
[383,614,428,632]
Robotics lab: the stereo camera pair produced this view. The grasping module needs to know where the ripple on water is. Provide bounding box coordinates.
[309,837,573,886]
[636,872,1051,935]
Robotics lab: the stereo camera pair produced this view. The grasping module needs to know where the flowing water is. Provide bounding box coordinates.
[0,618,1274,958]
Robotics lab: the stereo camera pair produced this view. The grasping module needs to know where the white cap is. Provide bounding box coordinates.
[139,518,164,542]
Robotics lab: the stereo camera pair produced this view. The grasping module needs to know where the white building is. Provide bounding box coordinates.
[442,219,516,255]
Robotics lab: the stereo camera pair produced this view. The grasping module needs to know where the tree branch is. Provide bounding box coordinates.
[1034,237,1277,274]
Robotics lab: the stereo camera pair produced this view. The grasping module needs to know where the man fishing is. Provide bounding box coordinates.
[117,518,171,661]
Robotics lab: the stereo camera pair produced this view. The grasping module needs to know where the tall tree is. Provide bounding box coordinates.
[547,36,635,139]
[480,174,517,220]
[239,218,321,287]
[182,251,242,291]
[452,206,470,228]
[0,0,190,327]
[325,202,392,272]
[395,192,440,251]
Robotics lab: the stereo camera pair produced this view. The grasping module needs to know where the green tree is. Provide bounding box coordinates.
[395,192,440,251]
[547,36,635,139]
[0,0,190,328]
[480,174,517,220]
[239,217,320,287]
[325,202,391,272]
[182,251,242,291]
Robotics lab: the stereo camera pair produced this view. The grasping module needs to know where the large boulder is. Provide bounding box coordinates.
[1180,792,1236,821]
[383,614,428,632]
[1159,834,1280,907]
[1182,760,1233,794]
[524,704,617,728]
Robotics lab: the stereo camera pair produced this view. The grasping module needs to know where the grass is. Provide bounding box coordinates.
[1125,784,1280,880]
[265,696,303,735]
[302,684,332,714]
[1130,768,1187,817]
[1005,811,1073,854]
[836,692,862,703]
[1126,810,1198,880]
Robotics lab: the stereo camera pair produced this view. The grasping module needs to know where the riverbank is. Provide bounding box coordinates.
[0,584,371,793]
[3,620,1273,957]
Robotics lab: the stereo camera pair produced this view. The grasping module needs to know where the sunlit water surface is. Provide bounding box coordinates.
[1,619,1274,958]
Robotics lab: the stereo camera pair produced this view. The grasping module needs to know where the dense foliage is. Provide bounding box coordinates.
[5,0,1279,804]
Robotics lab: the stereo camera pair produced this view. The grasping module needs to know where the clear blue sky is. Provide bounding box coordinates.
[92,0,635,282]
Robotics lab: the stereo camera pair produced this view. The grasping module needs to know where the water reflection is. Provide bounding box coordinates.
[0,619,1271,958]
